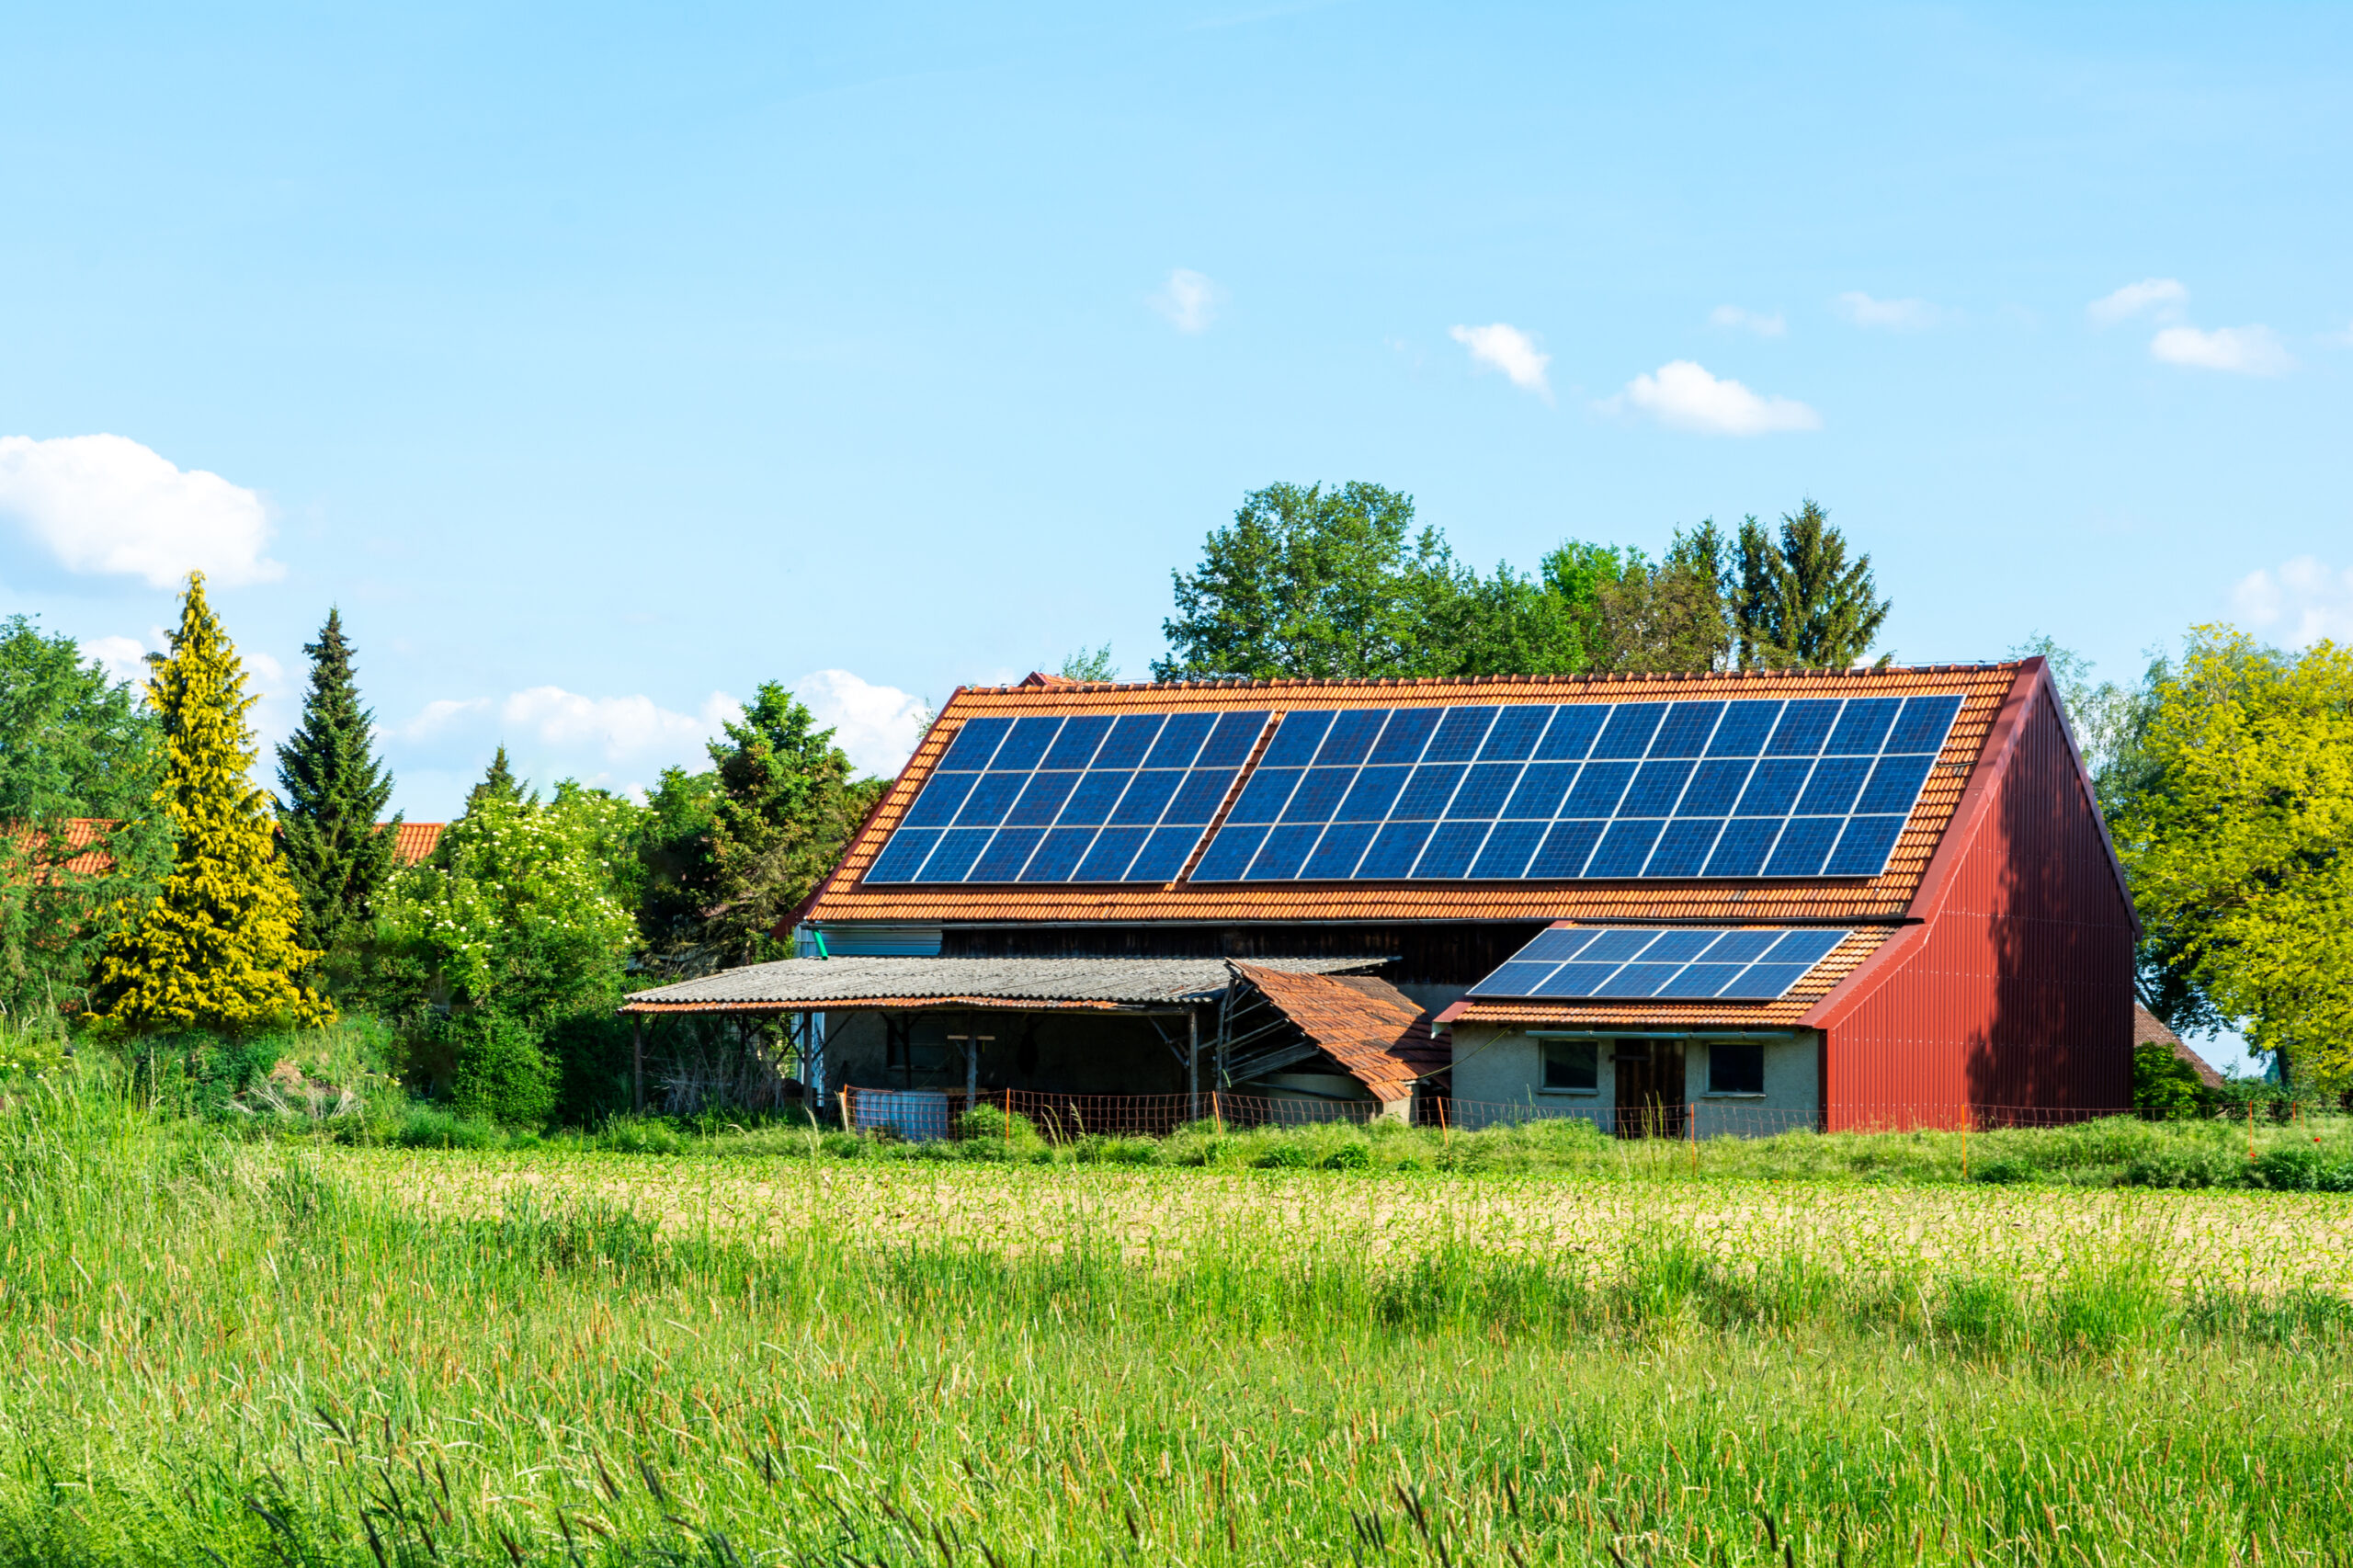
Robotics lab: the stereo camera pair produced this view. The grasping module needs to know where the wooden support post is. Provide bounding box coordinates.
[965,1010,979,1106]
[1188,1010,1200,1125]
[632,1015,644,1115]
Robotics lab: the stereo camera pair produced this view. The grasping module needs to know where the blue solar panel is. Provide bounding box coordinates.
[1467,926,1857,1001]
[867,692,1965,886]
[1186,693,1962,882]
[866,710,1270,882]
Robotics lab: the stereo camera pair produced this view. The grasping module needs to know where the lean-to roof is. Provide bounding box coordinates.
[1438,925,1892,1031]
[619,954,1389,1014]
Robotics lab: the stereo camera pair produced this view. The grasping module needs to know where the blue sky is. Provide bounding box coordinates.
[4,0,2350,835]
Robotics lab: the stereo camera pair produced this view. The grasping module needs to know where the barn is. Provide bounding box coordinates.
[619,657,2136,1132]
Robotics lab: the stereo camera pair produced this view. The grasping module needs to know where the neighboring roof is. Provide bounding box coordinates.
[390,821,446,866]
[1438,924,1893,1031]
[2134,1001,2225,1089]
[1231,961,1449,1102]
[9,818,447,880]
[619,954,1391,1014]
[802,663,2028,929]
[6,818,118,881]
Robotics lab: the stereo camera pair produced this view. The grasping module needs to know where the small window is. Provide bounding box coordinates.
[1541,1039,1598,1092]
[1709,1041,1765,1096]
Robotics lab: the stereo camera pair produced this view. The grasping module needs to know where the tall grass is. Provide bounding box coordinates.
[3,1076,2350,1564]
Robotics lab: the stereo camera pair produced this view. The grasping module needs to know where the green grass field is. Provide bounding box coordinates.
[6,1080,2351,1565]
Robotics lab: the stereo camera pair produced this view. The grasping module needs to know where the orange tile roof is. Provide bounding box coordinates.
[389,821,446,866]
[6,818,119,882]
[803,662,2032,927]
[1231,962,1449,1101]
[1439,925,1892,1030]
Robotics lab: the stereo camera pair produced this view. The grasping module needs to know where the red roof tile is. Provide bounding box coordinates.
[1231,962,1448,1101]
[389,821,446,866]
[804,663,2032,926]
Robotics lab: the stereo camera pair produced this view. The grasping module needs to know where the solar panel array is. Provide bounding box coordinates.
[1189,694,1963,882]
[1469,926,1854,1001]
[861,692,1965,885]
[861,710,1271,884]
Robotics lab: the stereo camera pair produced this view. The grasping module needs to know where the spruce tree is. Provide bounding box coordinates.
[1731,501,1891,668]
[275,608,399,964]
[467,745,529,811]
[94,574,332,1032]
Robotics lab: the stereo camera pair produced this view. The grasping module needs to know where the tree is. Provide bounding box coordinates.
[697,685,885,967]
[0,616,168,1015]
[92,574,331,1033]
[1732,501,1890,667]
[274,608,399,976]
[1058,644,1120,682]
[1154,483,1458,679]
[1592,522,1734,674]
[2110,627,2353,1089]
[466,745,529,812]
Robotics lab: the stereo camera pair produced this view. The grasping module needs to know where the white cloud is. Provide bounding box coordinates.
[1449,323,1552,398]
[2149,324,2294,376]
[1709,304,1786,337]
[1833,291,1938,330]
[2088,278,2188,326]
[1608,360,1821,437]
[502,687,741,762]
[85,634,151,687]
[0,433,282,587]
[794,669,932,778]
[2231,557,2353,647]
[246,650,286,687]
[1151,268,1223,334]
[397,697,492,741]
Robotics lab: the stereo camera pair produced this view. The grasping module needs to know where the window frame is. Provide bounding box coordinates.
[1537,1037,1599,1095]
[1705,1040,1767,1096]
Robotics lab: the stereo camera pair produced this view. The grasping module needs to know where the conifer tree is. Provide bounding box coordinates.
[94,574,332,1032]
[275,608,399,964]
[467,745,529,811]
[1732,500,1891,668]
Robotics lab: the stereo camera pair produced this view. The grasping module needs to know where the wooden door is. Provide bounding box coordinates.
[1613,1040,1688,1138]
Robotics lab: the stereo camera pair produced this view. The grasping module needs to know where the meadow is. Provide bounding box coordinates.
[5,1079,2352,1566]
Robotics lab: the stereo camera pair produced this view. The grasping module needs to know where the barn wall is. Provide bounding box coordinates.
[1815,678,2136,1125]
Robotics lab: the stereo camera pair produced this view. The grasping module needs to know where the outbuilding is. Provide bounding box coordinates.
[620,658,2135,1131]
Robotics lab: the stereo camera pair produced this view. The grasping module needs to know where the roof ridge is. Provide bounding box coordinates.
[963,662,2021,694]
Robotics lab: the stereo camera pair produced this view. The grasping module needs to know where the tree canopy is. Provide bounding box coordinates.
[1155,483,1883,681]
[93,575,330,1033]
[2109,627,2353,1090]
[275,608,400,976]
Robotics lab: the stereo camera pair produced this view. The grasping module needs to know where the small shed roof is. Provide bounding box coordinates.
[619,954,1390,1014]
[1230,962,1449,1102]
[1436,924,1892,1031]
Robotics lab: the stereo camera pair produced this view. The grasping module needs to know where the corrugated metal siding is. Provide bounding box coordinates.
[1809,676,2135,1125]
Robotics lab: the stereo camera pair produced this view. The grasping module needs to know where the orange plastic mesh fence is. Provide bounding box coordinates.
[836,1086,2140,1142]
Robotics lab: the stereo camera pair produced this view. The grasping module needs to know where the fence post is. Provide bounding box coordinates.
[2247,1099,2256,1161]
[839,1086,852,1135]
[1188,1010,1200,1126]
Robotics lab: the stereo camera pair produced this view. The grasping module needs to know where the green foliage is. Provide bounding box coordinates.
[1157,483,1883,681]
[694,683,883,968]
[2110,626,2353,1089]
[375,785,641,1024]
[2133,1040,2210,1118]
[442,1010,559,1127]
[273,608,399,983]
[1733,500,1891,667]
[0,615,169,1016]
[92,574,331,1033]
[1056,643,1119,681]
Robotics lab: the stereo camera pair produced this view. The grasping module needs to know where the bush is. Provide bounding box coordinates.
[589,1115,688,1155]
[1252,1141,1314,1170]
[394,1104,501,1150]
[1971,1156,2035,1185]
[1322,1142,1371,1171]
[2133,1040,2208,1119]
[2120,1146,2244,1189]
[2245,1145,2353,1193]
[444,1013,557,1127]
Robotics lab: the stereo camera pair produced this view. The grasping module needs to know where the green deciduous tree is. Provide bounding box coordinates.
[1733,501,1890,668]
[0,616,169,1016]
[1057,644,1120,682]
[92,575,331,1033]
[2110,627,2353,1090]
[274,608,400,981]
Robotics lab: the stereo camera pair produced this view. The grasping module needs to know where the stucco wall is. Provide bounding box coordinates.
[1450,1025,1821,1136]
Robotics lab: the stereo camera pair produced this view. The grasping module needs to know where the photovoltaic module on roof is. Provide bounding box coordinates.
[861,693,1963,885]
[1193,694,1961,882]
[861,710,1271,884]
[1468,926,1853,1001]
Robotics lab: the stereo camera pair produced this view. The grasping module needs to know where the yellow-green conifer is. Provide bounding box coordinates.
[95,574,333,1031]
